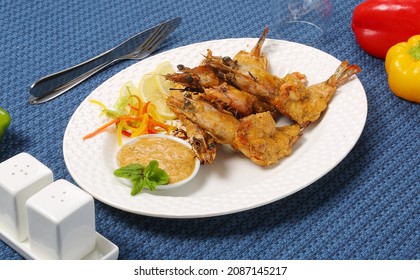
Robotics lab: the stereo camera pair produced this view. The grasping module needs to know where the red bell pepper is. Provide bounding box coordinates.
[352,0,420,59]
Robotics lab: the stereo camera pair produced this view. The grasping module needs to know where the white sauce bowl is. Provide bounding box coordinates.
[115,134,200,191]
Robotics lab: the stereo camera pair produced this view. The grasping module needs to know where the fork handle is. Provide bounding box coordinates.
[29,50,119,104]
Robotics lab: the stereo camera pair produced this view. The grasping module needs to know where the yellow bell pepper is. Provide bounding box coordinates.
[385,35,420,103]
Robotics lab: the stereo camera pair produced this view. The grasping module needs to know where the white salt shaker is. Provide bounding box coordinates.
[26,179,96,259]
[0,152,53,241]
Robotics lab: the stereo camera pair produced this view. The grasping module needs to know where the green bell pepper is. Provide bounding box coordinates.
[0,107,11,140]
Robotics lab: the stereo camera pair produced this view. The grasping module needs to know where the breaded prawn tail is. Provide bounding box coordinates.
[276,60,362,126]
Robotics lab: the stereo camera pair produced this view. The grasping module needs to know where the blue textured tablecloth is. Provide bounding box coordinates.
[0,0,418,260]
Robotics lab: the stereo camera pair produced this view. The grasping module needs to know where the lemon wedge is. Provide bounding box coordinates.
[138,73,176,120]
[154,61,177,96]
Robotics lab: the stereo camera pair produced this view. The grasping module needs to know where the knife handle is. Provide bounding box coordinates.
[29,50,117,104]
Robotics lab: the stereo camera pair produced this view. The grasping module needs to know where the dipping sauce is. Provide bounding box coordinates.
[117,137,196,184]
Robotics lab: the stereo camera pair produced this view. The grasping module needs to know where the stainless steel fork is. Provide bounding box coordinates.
[29,17,182,104]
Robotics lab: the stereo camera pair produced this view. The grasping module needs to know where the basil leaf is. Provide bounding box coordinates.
[144,177,158,192]
[130,176,145,196]
[150,168,170,185]
[114,164,145,195]
[114,160,170,195]
[144,160,159,177]
[114,164,143,179]
[144,160,170,187]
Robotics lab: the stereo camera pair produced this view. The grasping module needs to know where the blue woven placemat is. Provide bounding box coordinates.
[0,0,418,260]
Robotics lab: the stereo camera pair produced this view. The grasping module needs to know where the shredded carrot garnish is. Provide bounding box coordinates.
[82,118,120,140]
[83,86,175,145]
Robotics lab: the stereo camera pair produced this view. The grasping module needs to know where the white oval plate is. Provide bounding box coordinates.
[63,38,367,218]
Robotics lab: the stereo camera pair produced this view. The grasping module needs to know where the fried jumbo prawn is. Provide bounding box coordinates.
[233,26,268,71]
[168,90,239,144]
[167,90,302,166]
[173,114,217,164]
[218,26,269,76]
[168,64,222,92]
[206,58,361,126]
[201,83,276,118]
[167,65,277,118]
[233,113,301,166]
[277,61,361,126]
[169,84,218,164]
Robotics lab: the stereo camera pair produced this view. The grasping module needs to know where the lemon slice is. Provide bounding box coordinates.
[139,73,176,120]
[154,61,177,96]
[138,73,155,102]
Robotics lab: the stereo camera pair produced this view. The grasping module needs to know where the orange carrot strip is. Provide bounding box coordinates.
[142,101,151,114]
[83,116,144,140]
[83,118,120,140]
[148,118,174,131]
